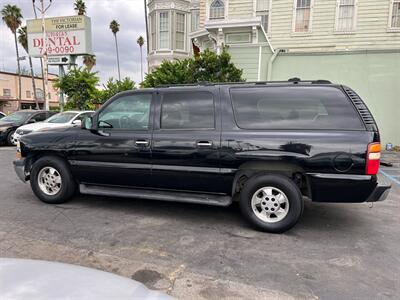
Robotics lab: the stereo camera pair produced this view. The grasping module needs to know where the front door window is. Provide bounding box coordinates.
[98,93,152,130]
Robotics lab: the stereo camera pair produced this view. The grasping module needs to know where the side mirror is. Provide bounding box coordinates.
[72,119,82,126]
[28,119,36,124]
[81,116,93,130]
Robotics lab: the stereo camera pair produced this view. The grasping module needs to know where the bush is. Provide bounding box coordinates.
[141,48,244,88]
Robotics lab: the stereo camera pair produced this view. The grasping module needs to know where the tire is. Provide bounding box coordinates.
[7,130,16,146]
[30,156,76,204]
[239,174,303,233]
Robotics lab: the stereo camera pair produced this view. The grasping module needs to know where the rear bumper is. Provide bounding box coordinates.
[13,158,27,182]
[307,173,391,203]
[366,182,391,202]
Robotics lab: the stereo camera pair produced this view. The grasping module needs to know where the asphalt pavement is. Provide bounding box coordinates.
[0,146,399,299]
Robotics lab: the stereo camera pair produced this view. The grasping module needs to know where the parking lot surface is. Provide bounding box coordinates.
[0,146,399,299]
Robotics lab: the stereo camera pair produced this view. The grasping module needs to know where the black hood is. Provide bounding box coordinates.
[0,121,19,128]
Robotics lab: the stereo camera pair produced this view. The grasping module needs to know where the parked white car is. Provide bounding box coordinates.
[0,258,173,300]
[14,111,94,141]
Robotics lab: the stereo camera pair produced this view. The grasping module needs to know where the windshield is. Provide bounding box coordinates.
[46,112,78,124]
[2,111,33,123]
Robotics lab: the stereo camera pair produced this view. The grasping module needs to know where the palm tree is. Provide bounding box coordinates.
[1,4,23,103]
[83,54,96,71]
[18,26,39,109]
[74,0,86,16]
[137,36,144,82]
[110,20,121,81]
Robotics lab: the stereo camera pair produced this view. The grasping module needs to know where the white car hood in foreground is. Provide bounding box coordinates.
[0,258,173,300]
[17,122,71,133]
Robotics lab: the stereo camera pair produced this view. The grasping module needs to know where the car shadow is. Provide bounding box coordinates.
[65,194,365,235]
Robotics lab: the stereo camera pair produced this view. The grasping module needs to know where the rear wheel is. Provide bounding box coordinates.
[30,156,76,204]
[7,130,16,146]
[239,174,303,233]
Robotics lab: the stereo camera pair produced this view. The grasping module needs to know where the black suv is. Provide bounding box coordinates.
[13,81,391,233]
[0,110,56,146]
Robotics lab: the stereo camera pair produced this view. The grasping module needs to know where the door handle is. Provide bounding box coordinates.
[135,140,149,146]
[197,141,213,147]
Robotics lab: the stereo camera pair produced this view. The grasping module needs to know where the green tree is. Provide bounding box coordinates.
[54,67,99,110]
[18,25,39,109]
[136,36,144,82]
[74,0,87,15]
[1,4,23,102]
[83,54,96,71]
[141,48,244,88]
[97,77,136,104]
[110,20,121,81]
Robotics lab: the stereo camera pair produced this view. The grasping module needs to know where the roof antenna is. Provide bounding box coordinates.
[288,77,301,83]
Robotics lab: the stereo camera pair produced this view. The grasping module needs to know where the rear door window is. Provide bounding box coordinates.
[161,91,215,130]
[230,86,364,130]
[31,112,48,122]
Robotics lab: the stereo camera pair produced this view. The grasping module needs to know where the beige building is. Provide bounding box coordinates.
[0,71,60,114]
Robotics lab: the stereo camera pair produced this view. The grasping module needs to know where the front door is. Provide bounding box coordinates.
[71,92,154,188]
[151,88,223,194]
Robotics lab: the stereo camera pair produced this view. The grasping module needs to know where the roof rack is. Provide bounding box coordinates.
[156,78,332,88]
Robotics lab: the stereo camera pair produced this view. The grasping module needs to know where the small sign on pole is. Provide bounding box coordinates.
[47,56,70,65]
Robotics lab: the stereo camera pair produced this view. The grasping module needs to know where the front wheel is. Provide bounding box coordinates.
[30,156,76,204]
[7,130,17,146]
[239,174,303,233]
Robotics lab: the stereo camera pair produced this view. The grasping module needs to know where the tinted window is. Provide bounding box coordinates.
[31,112,48,122]
[98,93,151,130]
[230,86,364,130]
[161,91,214,129]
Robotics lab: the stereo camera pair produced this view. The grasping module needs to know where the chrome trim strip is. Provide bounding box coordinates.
[69,160,150,170]
[69,160,231,174]
[307,173,372,180]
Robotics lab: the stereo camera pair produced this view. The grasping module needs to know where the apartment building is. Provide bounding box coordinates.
[0,71,60,114]
[147,0,400,145]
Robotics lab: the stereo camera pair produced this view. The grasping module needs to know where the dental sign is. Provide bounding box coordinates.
[27,15,92,57]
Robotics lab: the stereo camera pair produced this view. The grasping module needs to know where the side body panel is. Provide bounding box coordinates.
[218,85,378,202]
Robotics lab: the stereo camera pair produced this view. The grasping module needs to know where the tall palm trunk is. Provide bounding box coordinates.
[140,45,143,82]
[114,33,121,81]
[13,32,22,106]
[28,56,38,109]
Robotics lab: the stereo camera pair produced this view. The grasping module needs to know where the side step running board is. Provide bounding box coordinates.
[79,184,232,207]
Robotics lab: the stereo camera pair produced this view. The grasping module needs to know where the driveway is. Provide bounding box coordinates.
[0,147,399,299]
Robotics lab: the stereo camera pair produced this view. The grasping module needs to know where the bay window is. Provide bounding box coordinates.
[176,13,185,50]
[159,12,170,49]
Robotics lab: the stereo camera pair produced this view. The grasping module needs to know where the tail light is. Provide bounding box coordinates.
[366,143,381,175]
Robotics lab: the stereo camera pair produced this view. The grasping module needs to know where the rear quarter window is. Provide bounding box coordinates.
[230,86,364,130]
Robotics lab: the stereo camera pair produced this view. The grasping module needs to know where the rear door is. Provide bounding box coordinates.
[151,87,224,193]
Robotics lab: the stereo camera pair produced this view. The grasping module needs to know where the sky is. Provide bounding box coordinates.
[0,0,148,87]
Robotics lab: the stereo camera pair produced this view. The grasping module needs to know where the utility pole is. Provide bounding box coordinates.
[35,0,52,110]
[32,0,46,109]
